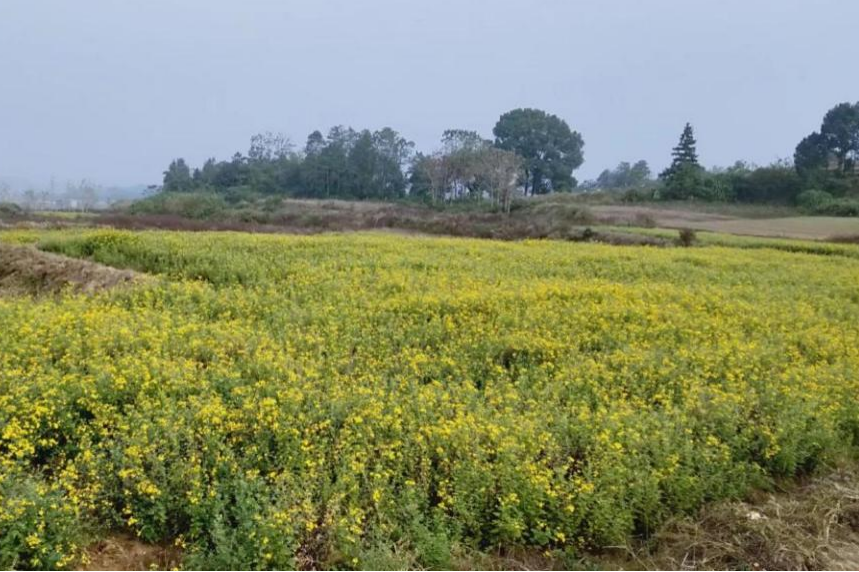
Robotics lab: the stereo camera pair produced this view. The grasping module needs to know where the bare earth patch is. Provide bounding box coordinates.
[0,243,143,296]
[590,205,737,225]
[695,217,859,240]
[79,534,180,571]
[589,206,859,240]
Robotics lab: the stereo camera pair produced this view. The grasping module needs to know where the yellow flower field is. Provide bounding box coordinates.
[1,229,858,569]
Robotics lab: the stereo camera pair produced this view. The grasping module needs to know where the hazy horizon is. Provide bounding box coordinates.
[2,0,858,189]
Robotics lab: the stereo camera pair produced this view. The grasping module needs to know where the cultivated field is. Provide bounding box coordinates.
[1,229,859,569]
[5,197,859,243]
[588,205,859,240]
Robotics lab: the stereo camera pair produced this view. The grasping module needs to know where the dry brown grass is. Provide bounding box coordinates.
[0,243,143,296]
[615,464,859,571]
[7,197,859,242]
[829,234,859,244]
[447,464,859,571]
[78,201,600,241]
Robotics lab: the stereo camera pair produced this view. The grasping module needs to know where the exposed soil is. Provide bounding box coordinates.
[79,534,180,571]
[588,206,859,240]
[591,204,737,225]
[0,243,143,296]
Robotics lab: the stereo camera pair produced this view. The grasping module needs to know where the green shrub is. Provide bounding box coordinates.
[129,193,228,220]
[818,198,859,217]
[221,185,259,206]
[0,202,23,217]
[796,190,859,216]
[677,228,697,247]
[0,472,85,570]
[621,187,657,202]
[796,189,834,211]
[731,164,802,203]
[659,167,735,202]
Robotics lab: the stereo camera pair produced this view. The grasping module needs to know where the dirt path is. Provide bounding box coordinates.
[0,243,143,296]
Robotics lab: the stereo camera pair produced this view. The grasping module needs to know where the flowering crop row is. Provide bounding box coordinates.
[1,229,858,569]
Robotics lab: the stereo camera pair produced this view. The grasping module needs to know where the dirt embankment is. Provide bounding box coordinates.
[0,243,143,296]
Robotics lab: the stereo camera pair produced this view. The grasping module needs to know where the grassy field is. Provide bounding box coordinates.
[581,205,859,239]
[687,216,859,239]
[5,195,859,243]
[1,229,858,569]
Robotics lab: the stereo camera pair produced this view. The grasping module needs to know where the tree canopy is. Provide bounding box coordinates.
[792,102,859,198]
[492,108,584,194]
[659,123,700,180]
[595,160,651,188]
[820,102,859,171]
[159,108,583,209]
[163,158,192,193]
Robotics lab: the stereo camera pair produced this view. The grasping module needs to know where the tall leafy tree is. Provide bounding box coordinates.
[422,151,453,204]
[596,160,652,188]
[820,102,859,172]
[794,131,829,176]
[372,127,414,198]
[212,153,250,189]
[163,158,193,192]
[248,131,293,163]
[442,129,490,154]
[475,147,523,212]
[302,131,328,196]
[630,160,652,185]
[492,108,584,195]
[794,102,859,195]
[193,158,220,187]
[348,130,378,199]
[407,153,433,200]
[317,126,356,197]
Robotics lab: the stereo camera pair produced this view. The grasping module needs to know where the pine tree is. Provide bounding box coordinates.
[660,123,700,180]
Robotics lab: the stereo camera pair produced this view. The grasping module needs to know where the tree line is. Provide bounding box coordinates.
[161,108,584,211]
[591,102,859,212]
[161,102,859,212]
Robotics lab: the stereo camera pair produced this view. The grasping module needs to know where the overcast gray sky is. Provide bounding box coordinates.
[1,0,857,188]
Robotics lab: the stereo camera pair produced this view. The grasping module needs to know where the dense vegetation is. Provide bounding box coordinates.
[1,229,858,569]
[600,104,859,212]
[160,108,583,208]
[152,102,859,217]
